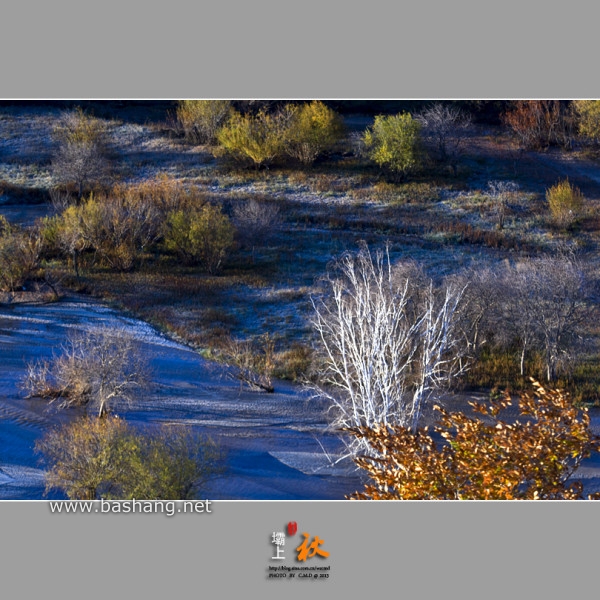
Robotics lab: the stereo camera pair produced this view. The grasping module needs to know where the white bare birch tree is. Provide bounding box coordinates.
[311,244,468,455]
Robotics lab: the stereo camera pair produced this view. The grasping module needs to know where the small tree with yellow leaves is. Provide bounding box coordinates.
[284,101,344,165]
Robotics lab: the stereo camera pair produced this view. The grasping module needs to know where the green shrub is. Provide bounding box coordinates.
[135,425,223,500]
[0,215,10,236]
[50,194,155,273]
[46,177,218,275]
[62,176,208,273]
[362,113,422,179]
[164,204,235,273]
[215,102,344,168]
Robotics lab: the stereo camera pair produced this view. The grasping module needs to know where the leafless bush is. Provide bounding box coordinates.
[502,101,575,150]
[417,103,472,175]
[451,253,591,383]
[22,326,152,417]
[450,265,504,359]
[53,142,112,200]
[232,199,280,250]
[51,108,112,199]
[49,187,76,213]
[350,131,368,159]
[501,253,591,381]
[487,180,520,230]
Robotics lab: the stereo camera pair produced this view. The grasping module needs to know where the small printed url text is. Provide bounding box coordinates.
[49,499,213,517]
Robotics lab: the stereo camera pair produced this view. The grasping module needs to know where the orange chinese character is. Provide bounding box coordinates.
[295,532,330,561]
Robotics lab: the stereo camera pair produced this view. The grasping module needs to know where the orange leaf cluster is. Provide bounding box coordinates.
[347,381,600,500]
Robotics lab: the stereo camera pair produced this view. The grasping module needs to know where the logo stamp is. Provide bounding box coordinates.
[267,520,331,580]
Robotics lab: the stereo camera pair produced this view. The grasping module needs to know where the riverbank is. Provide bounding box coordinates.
[0,295,360,499]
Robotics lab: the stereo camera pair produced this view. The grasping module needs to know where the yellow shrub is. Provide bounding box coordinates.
[546,179,584,229]
[165,204,235,273]
[175,100,232,145]
[284,101,344,165]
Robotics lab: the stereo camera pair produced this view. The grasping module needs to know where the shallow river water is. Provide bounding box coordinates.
[0,297,360,499]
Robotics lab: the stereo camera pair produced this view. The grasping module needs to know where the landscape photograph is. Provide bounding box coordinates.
[2,99,600,500]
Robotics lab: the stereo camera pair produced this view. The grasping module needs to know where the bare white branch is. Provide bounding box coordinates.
[311,244,468,455]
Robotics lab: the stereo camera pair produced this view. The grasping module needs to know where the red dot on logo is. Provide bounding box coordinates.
[287,521,298,535]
